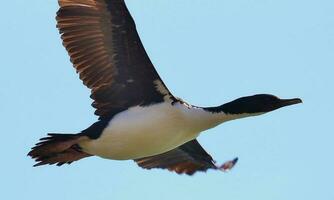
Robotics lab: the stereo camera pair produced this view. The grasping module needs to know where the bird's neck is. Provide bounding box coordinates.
[188,101,267,133]
[184,105,260,133]
[203,103,264,121]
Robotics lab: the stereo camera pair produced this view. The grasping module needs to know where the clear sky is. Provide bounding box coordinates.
[1,0,333,199]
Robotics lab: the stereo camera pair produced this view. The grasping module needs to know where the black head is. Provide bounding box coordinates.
[215,94,302,115]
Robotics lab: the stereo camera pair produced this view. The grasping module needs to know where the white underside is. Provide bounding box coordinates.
[79,102,225,160]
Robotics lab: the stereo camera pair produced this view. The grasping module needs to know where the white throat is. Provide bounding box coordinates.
[180,104,263,133]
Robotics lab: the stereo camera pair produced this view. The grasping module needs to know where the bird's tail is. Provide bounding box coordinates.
[28,133,91,167]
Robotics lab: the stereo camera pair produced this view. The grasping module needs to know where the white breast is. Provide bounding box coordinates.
[79,102,220,160]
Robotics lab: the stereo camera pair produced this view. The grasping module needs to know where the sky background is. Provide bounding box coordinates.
[1,0,333,199]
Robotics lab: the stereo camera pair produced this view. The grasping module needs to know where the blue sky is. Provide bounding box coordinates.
[1,0,333,199]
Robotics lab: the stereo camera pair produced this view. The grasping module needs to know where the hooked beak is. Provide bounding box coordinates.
[279,98,303,107]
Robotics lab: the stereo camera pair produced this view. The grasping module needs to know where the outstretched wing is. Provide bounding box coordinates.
[135,140,238,175]
[57,0,174,119]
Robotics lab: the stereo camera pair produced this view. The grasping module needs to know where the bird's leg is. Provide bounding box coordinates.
[217,157,238,172]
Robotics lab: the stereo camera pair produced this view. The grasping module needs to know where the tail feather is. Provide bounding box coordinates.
[28,133,91,167]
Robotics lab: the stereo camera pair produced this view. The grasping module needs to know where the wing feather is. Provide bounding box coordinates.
[57,0,174,119]
[135,140,219,175]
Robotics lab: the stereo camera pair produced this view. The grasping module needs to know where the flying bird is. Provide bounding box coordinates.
[28,0,302,175]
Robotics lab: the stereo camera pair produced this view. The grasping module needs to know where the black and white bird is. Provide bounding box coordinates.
[28,0,302,175]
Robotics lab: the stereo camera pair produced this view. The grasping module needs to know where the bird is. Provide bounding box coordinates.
[28,0,302,175]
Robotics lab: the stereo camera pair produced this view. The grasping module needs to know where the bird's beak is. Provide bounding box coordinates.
[279,98,303,107]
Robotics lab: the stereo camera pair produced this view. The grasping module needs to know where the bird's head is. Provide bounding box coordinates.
[218,94,302,115]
